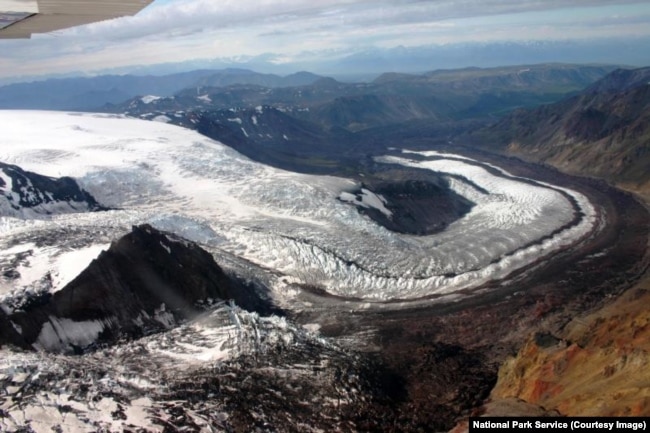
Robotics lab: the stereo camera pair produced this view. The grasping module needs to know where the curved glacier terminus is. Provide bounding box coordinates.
[239,152,597,301]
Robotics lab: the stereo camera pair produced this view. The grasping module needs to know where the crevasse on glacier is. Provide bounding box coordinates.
[0,111,596,302]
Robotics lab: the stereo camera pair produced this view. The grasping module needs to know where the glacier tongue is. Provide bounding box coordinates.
[0,111,596,302]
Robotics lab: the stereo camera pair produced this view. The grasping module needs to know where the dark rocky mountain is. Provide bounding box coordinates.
[302,93,447,132]
[347,169,476,235]
[195,105,328,143]
[1,224,273,352]
[297,64,617,128]
[472,67,650,192]
[187,105,457,173]
[111,79,363,115]
[108,79,355,121]
[0,161,106,218]
[0,308,24,349]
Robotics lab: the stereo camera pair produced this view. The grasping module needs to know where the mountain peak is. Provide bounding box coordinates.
[1,224,272,352]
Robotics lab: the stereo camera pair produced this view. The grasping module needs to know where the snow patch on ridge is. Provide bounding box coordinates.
[50,244,108,292]
[339,188,392,218]
[152,114,171,123]
[34,316,114,352]
[140,95,161,104]
[0,243,108,297]
[197,94,212,103]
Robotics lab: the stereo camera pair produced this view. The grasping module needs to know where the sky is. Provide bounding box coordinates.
[1,0,650,83]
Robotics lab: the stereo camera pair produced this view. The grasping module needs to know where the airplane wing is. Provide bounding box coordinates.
[0,0,153,38]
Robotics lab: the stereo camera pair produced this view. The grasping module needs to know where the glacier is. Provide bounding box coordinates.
[0,110,597,303]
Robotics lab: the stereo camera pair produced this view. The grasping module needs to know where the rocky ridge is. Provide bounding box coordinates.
[457,66,650,421]
[1,302,396,433]
[0,161,105,219]
[473,67,650,197]
[0,224,272,352]
[110,63,616,134]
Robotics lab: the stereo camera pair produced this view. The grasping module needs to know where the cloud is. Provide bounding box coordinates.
[0,0,649,82]
[40,0,650,42]
[64,0,363,40]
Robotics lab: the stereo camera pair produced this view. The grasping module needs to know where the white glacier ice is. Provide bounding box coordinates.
[0,111,596,303]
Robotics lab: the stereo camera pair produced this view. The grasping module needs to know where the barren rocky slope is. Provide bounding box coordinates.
[487,273,650,416]
[472,67,650,198]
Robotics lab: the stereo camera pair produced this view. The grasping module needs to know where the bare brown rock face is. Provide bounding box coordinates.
[490,280,650,416]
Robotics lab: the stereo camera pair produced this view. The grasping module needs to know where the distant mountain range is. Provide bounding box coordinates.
[195,69,322,89]
[0,69,324,111]
[9,38,642,84]
[331,40,650,75]
[3,62,646,194]
[110,64,615,130]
